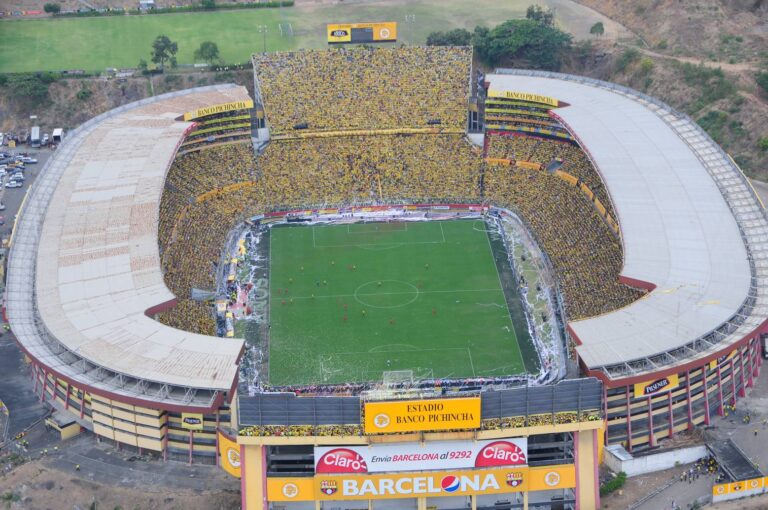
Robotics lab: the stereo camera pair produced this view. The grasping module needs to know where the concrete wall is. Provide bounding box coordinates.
[604,444,707,477]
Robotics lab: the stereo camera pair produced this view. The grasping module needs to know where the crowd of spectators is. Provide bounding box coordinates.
[487,134,617,229]
[236,409,602,437]
[253,46,472,134]
[484,161,644,320]
[239,424,362,437]
[157,144,264,334]
[259,134,482,206]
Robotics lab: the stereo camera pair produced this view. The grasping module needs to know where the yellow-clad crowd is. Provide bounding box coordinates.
[487,134,615,219]
[259,134,482,206]
[254,46,472,134]
[484,145,644,320]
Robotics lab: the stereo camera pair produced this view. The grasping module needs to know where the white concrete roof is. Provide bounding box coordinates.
[24,86,249,391]
[487,73,760,371]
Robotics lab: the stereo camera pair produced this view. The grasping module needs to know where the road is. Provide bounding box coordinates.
[0,145,52,241]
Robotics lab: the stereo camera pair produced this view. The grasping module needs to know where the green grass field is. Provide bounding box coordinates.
[267,219,534,386]
[0,0,612,72]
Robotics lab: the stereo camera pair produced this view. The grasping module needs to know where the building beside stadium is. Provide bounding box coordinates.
[5,45,768,510]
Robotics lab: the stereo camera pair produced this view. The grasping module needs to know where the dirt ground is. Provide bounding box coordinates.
[0,460,240,510]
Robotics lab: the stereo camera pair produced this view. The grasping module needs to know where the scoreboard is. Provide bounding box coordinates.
[327,22,397,44]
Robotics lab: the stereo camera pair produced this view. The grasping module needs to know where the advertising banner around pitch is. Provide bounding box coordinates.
[181,413,204,430]
[364,398,480,434]
[218,432,241,478]
[315,439,527,474]
[633,373,680,398]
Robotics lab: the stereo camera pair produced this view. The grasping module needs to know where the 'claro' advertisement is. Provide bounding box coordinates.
[315,438,528,474]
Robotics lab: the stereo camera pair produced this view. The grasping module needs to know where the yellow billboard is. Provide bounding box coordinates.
[487,90,559,107]
[181,412,204,430]
[363,397,480,434]
[268,477,315,501]
[327,22,397,44]
[183,100,254,121]
[266,465,576,501]
[633,373,680,399]
[218,432,241,478]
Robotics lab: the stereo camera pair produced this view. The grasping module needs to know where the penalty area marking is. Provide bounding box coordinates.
[315,347,474,383]
[472,220,496,233]
[311,223,444,248]
[346,222,408,234]
[286,288,502,300]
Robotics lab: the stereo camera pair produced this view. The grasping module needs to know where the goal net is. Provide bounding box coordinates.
[382,370,414,387]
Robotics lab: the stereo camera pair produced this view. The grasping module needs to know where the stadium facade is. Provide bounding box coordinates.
[4,46,768,510]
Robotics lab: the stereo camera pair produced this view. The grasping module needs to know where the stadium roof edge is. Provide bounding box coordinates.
[489,69,768,381]
[7,84,250,409]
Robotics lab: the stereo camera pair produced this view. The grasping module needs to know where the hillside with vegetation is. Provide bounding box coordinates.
[565,0,767,178]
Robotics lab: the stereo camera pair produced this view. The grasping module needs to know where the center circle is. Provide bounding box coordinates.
[353,280,420,309]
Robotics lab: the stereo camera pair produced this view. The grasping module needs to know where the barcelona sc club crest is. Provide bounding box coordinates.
[506,473,523,488]
[320,480,338,495]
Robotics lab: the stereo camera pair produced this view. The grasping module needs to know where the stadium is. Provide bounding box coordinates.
[4,44,768,510]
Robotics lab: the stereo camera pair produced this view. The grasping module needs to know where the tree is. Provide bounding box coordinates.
[137,58,148,72]
[757,71,768,96]
[526,5,554,27]
[201,0,215,9]
[151,35,178,72]
[426,29,472,46]
[43,2,61,13]
[589,22,604,37]
[472,19,572,69]
[194,41,221,65]
[7,74,51,101]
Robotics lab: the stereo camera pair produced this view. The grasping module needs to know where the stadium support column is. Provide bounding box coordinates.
[730,358,737,404]
[702,368,711,425]
[574,430,599,510]
[241,444,267,510]
[686,370,693,430]
[31,363,38,394]
[740,345,749,393]
[717,365,724,416]
[668,392,674,438]
[625,386,632,452]
[40,369,47,402]
[750,339,758,383]
[215,412,220,468]
[647,396,655,448]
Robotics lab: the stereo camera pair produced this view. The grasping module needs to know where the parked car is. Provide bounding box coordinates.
[5,181,22,188]
[0,203,6,211]
[20,157,37,164]
[42,134,49,146]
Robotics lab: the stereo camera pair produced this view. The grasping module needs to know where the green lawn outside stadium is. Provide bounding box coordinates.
[0,0,607,73]
[267,219,532,386]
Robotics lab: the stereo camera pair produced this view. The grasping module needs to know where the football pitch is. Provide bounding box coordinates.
[0,0,616,73]
[267,219,536,386]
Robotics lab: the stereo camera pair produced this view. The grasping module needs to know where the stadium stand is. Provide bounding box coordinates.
[259,134,482,206]
[253,46,472,134]
[486,133,616,221]
[484,163,643,320]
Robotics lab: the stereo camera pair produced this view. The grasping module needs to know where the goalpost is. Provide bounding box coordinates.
[382,370,414,387]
